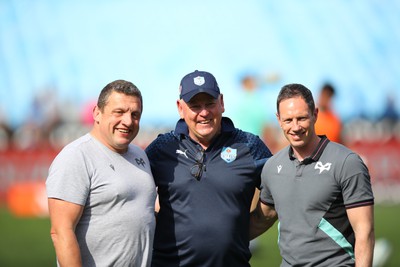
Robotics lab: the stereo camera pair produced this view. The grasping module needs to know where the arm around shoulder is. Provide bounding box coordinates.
[249,200,278,240]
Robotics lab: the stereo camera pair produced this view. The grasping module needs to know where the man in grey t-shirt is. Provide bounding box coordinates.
[250,83,374,267]
[46,80,156,267]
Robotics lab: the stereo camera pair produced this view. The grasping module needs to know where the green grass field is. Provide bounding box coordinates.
[0,204,398,267]
[250,204,400,267]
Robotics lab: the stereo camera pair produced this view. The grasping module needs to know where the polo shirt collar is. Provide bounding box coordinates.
[289,135,330,164]
[174,117,236,139]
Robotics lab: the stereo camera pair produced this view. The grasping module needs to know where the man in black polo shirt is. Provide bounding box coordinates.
[145,70,273,267]
[250,83,375,266]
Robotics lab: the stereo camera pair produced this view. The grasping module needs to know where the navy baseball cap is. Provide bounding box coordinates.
[179,70,220,102]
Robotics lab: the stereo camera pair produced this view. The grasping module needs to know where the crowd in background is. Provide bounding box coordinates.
[0,80,399,152]
[0,78,399,211]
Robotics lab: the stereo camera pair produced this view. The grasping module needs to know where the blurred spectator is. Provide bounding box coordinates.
[13,87,62,149]
[31,88,62,135]
[231,72,287,153]
[46,97,88,149]
[232,74,269,137]
[80,99,97,127]
[378,92,400,142]
[380,93,399,122]
[315,83,342,143]
[0,107,13,150]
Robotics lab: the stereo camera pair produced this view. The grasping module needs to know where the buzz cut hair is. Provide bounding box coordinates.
[97,80,143,112]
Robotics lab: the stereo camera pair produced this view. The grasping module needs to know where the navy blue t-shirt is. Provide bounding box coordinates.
[146,117,272,267]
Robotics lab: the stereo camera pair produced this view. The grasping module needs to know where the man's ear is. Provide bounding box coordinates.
[177,99,184,119]
[93,105,101,123]
[219,94,225,113]
[313,107,319,123]
[276,112,282,128]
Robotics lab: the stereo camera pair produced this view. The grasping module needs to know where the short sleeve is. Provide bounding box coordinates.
[340,153,374,208]
[259,161,275,206]
[46,146,91,205]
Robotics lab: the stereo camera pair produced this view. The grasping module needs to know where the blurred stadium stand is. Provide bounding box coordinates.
[1,0,400,209]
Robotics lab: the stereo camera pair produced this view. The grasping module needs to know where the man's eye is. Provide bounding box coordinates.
[132,113,141,119]
[206,102,216,107]
[189,105,200,109]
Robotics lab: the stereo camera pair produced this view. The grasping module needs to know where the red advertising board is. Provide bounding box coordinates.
[0,139,399,216]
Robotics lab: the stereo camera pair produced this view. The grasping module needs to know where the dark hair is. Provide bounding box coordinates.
[276,83,315,114]
[97,80,143,112]
[321,83,335,97]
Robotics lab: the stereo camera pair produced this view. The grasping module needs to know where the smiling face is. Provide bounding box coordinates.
[177,93,225,149]
[92,91,142,153]
[277,96,319,156]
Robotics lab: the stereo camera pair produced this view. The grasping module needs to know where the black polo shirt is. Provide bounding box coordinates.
[146,117,272,267]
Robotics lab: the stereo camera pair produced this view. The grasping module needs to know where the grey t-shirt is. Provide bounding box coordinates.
[260,137,374,267]
[46,133,156,267]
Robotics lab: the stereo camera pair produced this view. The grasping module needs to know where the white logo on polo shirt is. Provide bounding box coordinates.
[315,161,332,174]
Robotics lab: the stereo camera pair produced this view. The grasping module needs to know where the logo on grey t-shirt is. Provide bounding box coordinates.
[135,158,146,167]
[277,165,282,173]
[315,161,332,174]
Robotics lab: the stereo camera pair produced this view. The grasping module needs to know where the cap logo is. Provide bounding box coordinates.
[193,76,205,86]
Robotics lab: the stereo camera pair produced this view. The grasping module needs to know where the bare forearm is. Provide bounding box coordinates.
[355,233,375,267]
[51,231,82,267]
[346,205,375,267]
[249,202,277,240]
[249,215,275,239]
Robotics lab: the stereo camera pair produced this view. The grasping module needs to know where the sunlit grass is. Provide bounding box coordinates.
[0,204,398,267]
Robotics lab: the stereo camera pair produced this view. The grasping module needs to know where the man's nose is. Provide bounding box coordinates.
[291,120,302,130]
[122,112,133,125]
[198,106,209,116]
